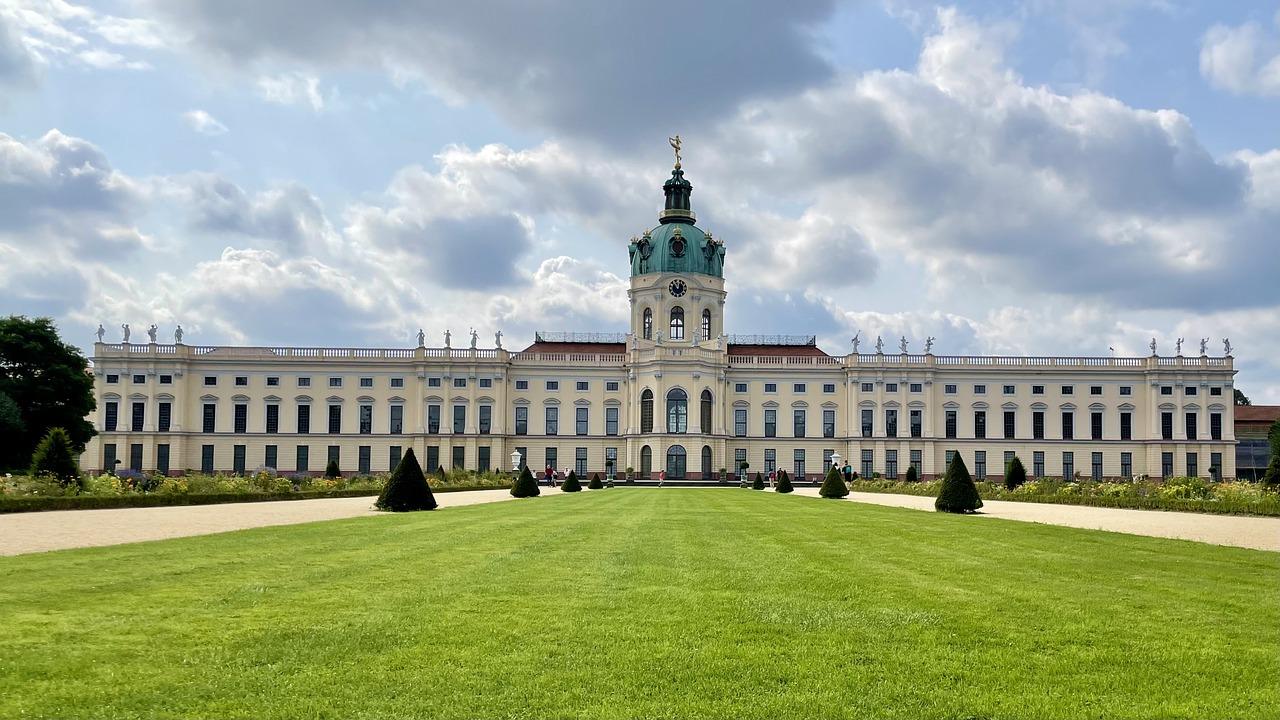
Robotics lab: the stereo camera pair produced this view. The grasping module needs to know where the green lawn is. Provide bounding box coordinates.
[1,490,1277,719]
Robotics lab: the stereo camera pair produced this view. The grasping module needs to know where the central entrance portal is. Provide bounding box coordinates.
[666,444,686,479]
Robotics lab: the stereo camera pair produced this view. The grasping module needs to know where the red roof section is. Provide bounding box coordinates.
[728,344,829,357]
[1235,405,1280,423]
[520,342,626,354]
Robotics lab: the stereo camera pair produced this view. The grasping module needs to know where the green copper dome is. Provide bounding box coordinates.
[628,166,725,278]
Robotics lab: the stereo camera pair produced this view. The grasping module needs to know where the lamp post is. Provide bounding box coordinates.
[510,449,522,477]
[831,451,843,486]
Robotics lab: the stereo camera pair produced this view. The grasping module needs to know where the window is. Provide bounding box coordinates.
[427,405,440,434]
[606,407,619,436]
[1092,452,1103,481]
[390,405,403,435]
[328,445,340,467]
[264,444,277,470]
[359,404,372,434]
[576,381,589,391]
[886,450,898,480]
[160,374,172,384]
[1161,452,1174,478]
[669,307,685,340]
[641,389,653,433]
[1160,386,1173,396]
[1185,386,1197,396]
[734,409,747,437]
[296,445,309,473]
[1185,412,1197,440]
[576,447,588,476]
[764,409,776,438]
[765,383,777,393]
[428,378,441,388]
[1119,386,1132,396]
[426,446,439,473]
[1062,451,1074,480]
[606,447,618,475]
[131,402,145,432]
[910,409,922,438]
[910,450,922,476]
[204,376,217,386]
[701,309,712,341]
[1120,412,1132,440]
[479,405,492,435]
[158,402,171,432]
[546,381,559,391]
[235,376,248,387]
[861,382,874,392]
[1004,451,1015,473]
[388,445,402,471]
[515,406,528,435]
[358,446,371,475]
[515,380,528,390]
[329,377,342,388]
[1091,411,1103,440]
[546,447,558,473]
[1061,412,1074,440]
[974,451,986,480]
[360,377,373,388]
[1161,412,1173,440]
[861,450,873,478]
[735,448,747,478]
[886,383,898,393]
[545,406,558,435]
[862,409,873,438]
[232,445,246,475]
[1210,452,1222,481]
[261,376,277,387]
[453,446,465,470]
[297,404,310,434]
[764,448,777,474]
[1209,387,1222,397]
[328,404,341,434]
[201,444,214,473]
[132,374,146,384]
[1003,411,1015,439]
[1121,452,1132,479]
[823,383,836,394]
[1032,385,1044,395]
[1003,385,1015,395]
[735,383,748,393]
[453,405,466,434]
[666,445,687,479]
[391,377,404,388]
[606,381,620,392]
[453,378,467,389]
[823,409,835,438]
[297,377,311,387]
[1090,386,1103,396]
[823,449,835,473]
[973,384,986,395]
[793,409,805,438]
[576,407,589,435]
[1032,411,1044,439]
[793,449,806,479]
[153,444,169,475]
[885,409,897,437]
[974,411,986,439]
[202,403,216,433]
[793,383,806,394]
[667,389,688,433]
[1061,385,1074,395]
[701,390,713,433]
[945,410,957,439]
[1033,451,1044,477]
[129,443,143,472]
[106,374,119,384]
[910,383,922,393]
[234,403,247,434]
[944,384,957,394]
[1210,413,1222,440]
[643,308,653,339]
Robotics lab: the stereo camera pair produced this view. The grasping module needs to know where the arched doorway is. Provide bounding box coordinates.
[666,388,687,433]
[666,444,686,479]
[701,445,713,479]
[640,445,652,478]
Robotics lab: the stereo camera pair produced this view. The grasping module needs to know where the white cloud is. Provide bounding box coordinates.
[181,109,228,136]
[1200,14,1280,97]
[255,71,326,111]
[0,0,158,75]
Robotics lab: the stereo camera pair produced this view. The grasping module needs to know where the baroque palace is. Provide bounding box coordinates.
[83,149,1240,482]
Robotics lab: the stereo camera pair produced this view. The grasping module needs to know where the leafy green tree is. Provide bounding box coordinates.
[587,472,604,489]
[510,465,540,498]
[1004,456,1028,491]
[819,465,849,498]
[1234,389,1251,406]
[775,468,793,493]
[561,470,582,492]
[0,317,96,472]
[936,453,983,513]
[29,427,81,487]
[752,471,765,490]
[376,448,437,511]
[905,465,918,483]
[1263,420,1280,487]
[325,459,340,478]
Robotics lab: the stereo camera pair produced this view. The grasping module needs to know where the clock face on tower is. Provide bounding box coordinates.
[668,279,687,297]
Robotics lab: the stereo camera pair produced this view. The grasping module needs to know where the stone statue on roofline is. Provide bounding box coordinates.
[175,325,184,343]
[925,336,935,354]
[851,332,860,354]
[495,330,503,349]
[147,324,158,343]
[96,324,105,342]
[1223,338,1232,356]
[1175,337,1184,355]
[417,328,425,347]
[444,329,451,348]
[1199,338,1207,356]
[1149,337,1157,355]
[121,324,130,343]
[899,336,908,353]
[470,328,478,349]
[875,335,883,354]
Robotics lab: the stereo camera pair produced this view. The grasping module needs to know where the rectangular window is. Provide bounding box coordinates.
[734,409,747,437]
[1092,452,1103,481]
[1159,452,1172,478]
[328,404,341,434]
[910,409,922,438]
[390,405,404,435]
[202,403,216,433]
[233,445,246,475]
[235,376,248,387]
[576,381,589,391]
[765,383,777,393]
[910,383,922,393]
[606,381,619,392]
[944,384,957,394]
[297,377,311,387]
[1062,451,1074,480]
[1032,385,1045,395]
[515,447,529,471]
[823,383,836,394]
[156,443,170,475]
[1003,385,1015,395]
[297,404,311,434]
[544,447,557,471]
[974,451,986,480]
[1061,385,1074,395]
[945,410,957,439]
[479,378,492,389]
[885,383,898,393]
[886,450,898,480]
[1061,412,1074,440]
[1091,411,1103,440]
[1119,386,1132,396]
[793,449,805,479]
[158,402,171,432]
[106,374,119,384]
[1004,451,1015,473]
[1185,413,1197,440]
[428,378,441,388]
[885,409,898,438]
[515,406,528,435]
[515,380,528,390]
[974,411,986,439]
[129,443,143,472]
[359,377,373,388]
[453,405,466,434]
[1120,412,1132,440]
[862,409,873,438]
[478,446,491,473]
[764,449,776,474]
[329,377,342,388]
[793,383,806,393]
[296,445,309,473]
[1161,412,1173,440]
[265,444,277,470]
[452,446,465,470]
[426,446,439,474]
[973,384,986,395]
[453,378,467,389]
[1090,386,1103,396]
[861,449,873,478]
[204,376,216,386]
[576,407,589,435]
[328,445,340,466]
[605,447,617,475]
[910,450,922,476]
[479,405,492,435]
[1185,386,1197,396]
[575,447,588,476]
[1033,411,1044,439]
[1160,386,1172,396]
[160,374,172,384]
[546,381,559,391]
[1209,387,1222,397]
[1033,451,1044,478]
[1210,412,1222,440]
[545,407,558,435]
[1121,452,1132,479]
[201,444,214,473]
[132,374,146,384]
[391,377,404,388]
[131,401,145,432]
[793,409,805,438]
[735,383,748,393]
[1210,452,1222,481]
[389,445,402,470]
[735,448,747,478]
[1003,410,1015,439]
[861,382,874,393]
[823,409,835,438]
[265,404,279,434]
[358,446,371,475]
[234,403,247,434]
[764,409,776,438]
[606,407,619,436]
[359,404,372,434]
[427,405,440,434]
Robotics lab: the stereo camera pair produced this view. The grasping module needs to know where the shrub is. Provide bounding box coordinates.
[935,453,983,513]
[752,472,765,490]
[819,465,849,499]
[28,427,80,487]
[562,470,582,492]
[905,465,918,483]
[775,468,793,493]
[588,472,604,489]
[510,465,540,498]
[324,459,340,478]
[375,448,437,512]
[1004,456,1028,491]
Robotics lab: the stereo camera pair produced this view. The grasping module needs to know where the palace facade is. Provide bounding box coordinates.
[82,159,1240,481]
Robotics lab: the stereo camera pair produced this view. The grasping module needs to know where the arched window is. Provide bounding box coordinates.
[666,444,686,479]
[640,445,652,478]
[640,389,654,433]
[667,388,688,433]
[701,445,713,479]
[669,307,685,340]
[642,308,653,340]
[700,389,713,434]
[701,309,711,341]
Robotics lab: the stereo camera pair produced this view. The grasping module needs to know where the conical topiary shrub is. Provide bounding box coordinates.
[1004,456,1028,491]
[819,465,849,498]
[510,465,540,498]
[29,427,80,487]
[775,468,794,493]
[561,469,582,492]
[588,472,604,489]
[376,448,437,512]
[325,459,340,478]
[936,452,983,513]
[752,471,765,490]
[905,465,918,483]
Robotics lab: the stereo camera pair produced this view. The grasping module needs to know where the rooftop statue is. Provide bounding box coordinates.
[1199,338,1208,356]
[96,324,105,342]
[875,335,883,354]
[121,323,130,343]
[470,328,478,349]
[175,325,184,343]
[899,336,908,354]
[925,336,935,354]
[495,330,503,349]
[147,324,158,343]
[1175,337,1184,356]
[417,328,425,347]
[1149,337,1157,355]
[851,332,860,354]
[668,134,682,168]
[444,329,451,348]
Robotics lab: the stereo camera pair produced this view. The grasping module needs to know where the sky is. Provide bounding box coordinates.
[1,0,1278,402]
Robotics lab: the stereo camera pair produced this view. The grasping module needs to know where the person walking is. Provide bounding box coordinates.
[658,469,666,487]
[545,464,556,488]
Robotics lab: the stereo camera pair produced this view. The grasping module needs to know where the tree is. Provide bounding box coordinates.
[29,427,81,487]
[0,316,96,472]
[936,452,983,513]
[775,468,793,493]
[1234,389,1251,406]
[587,472,604,489]
[905,465,918,483]
[752,471,765,490]
[375,448,437,511]
[510,465,540,498]
[561,469,582,492]
[819,465,849,498]
[1263,420,1280,487]
[325,459,340,478]
[1004,456,1028,491]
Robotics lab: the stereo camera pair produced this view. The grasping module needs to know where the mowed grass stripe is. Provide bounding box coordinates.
[0,489,1276,719]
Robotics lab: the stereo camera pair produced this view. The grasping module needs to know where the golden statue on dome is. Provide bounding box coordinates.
[669,135,682,168]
